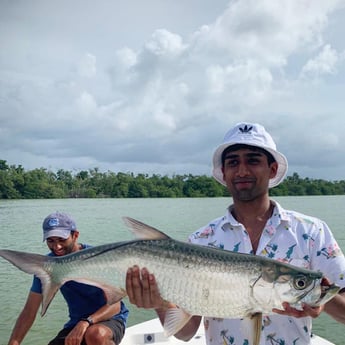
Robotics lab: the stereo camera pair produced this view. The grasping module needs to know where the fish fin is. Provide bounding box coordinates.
[60,277,127,305]
[104,285,127,304]
[0,249,61,317]
[123,217,171,240]
[240,313,262,345]
[163,307,193,337]
[252,313,262,345]
[41,282,61,316]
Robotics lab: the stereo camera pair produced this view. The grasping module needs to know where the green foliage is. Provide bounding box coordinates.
[0,160,344,199]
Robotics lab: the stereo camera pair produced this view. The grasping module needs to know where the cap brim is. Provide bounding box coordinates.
[43,229,71,241]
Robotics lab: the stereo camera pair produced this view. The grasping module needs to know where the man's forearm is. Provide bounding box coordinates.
[8,314,35,345]
[324,291,345,324]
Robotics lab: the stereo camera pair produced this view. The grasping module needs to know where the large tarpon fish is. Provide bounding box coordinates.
[0,217,340,343]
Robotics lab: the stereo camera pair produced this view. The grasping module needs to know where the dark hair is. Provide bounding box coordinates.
[221,144,276,166]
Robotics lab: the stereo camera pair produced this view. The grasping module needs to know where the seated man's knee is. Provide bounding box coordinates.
[85,324,114,344]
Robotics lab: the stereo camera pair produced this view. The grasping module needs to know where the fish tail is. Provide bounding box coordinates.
[0,249,60,316]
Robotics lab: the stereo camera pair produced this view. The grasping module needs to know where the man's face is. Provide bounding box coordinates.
[222,147,278,201]
[46,232,78,256]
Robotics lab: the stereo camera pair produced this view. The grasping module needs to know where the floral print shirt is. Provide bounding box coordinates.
[188,200,345,345]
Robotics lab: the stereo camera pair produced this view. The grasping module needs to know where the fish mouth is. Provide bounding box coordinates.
[311,283,340,306]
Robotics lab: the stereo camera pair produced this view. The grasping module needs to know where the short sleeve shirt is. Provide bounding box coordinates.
[188,200,345,345]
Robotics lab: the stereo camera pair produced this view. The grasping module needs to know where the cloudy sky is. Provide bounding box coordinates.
[1,0,345,181]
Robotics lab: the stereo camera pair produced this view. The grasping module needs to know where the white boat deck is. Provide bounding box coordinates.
[121,318,335,345]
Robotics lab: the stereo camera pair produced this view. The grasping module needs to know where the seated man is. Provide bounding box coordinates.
[7,211,129,345]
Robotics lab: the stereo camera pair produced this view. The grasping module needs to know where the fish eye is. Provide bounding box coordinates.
[293,275,310,290]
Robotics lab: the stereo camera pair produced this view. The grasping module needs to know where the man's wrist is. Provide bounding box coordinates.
[80,316,94,326]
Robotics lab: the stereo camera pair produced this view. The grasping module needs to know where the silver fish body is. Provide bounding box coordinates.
[111,238,334,316]
[0,217,340,338]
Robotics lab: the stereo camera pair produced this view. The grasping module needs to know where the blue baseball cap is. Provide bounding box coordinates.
[42,212,77,241]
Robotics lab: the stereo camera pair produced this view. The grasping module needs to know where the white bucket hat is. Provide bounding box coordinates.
[212,123,288,188]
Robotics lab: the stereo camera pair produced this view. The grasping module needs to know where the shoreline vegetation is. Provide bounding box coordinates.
[1,160,345,199]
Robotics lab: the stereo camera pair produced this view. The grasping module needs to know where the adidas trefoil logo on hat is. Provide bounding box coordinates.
[239,124,253,133]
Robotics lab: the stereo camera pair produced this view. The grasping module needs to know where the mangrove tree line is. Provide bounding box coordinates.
[0,160,344,199]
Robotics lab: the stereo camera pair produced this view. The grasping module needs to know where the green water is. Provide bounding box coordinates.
[0,196,344,344]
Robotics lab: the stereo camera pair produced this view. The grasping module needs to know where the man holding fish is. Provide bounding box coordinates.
[126,123,345,345]
[7,212,129,345]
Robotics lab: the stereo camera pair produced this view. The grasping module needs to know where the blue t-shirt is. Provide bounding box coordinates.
[31,244,129,329]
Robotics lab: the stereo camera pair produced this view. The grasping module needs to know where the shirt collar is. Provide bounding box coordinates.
[271,200,290,223]
[224,200,289,228]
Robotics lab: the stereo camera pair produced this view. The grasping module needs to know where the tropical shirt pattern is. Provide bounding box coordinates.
[188,200,345,345]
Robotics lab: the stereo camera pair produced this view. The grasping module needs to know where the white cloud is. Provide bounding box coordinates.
[144,29,187,57]
[77,53,97,78]
[301,44,340,78]
[1,0,345,180]
[116,47,137,69]
[206,61,273,103]
[75,91,97,115]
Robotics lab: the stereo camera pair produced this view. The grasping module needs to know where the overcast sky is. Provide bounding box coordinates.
[1,0,345,181]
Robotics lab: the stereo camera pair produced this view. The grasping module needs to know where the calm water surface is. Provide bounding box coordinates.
[0,196,344,344]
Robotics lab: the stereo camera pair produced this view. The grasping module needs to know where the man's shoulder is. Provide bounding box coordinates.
[80,243,92,249]
[281,208,323,225]
[188,215,228,243]
[274,201,324,225]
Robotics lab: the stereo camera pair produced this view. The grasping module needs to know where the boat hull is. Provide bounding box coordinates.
[121,318,335,345]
